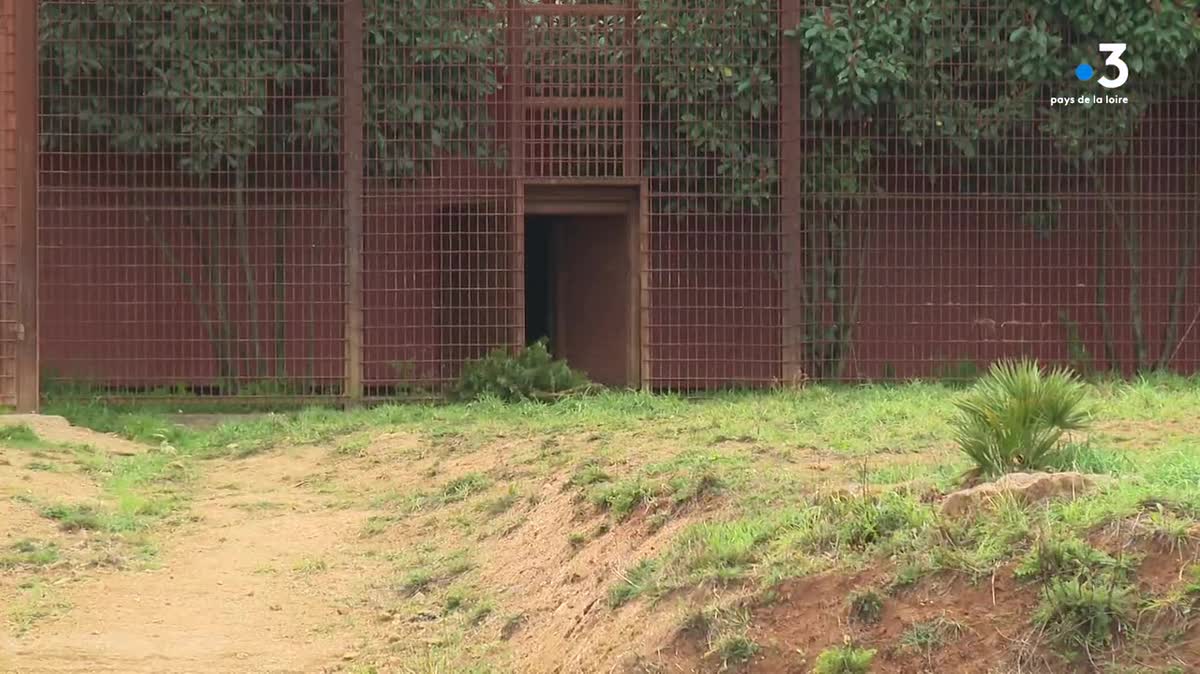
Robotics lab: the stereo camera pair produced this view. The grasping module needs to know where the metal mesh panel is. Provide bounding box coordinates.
[360,0,516,395]
[0,0,16,406]
[38,1,347,398]
[22,1,1200,402]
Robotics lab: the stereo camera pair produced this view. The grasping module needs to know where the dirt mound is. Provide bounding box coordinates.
[0,415,146,456]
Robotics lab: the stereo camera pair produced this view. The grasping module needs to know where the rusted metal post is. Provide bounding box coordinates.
[779,0,805,385]
[508,0,526,350]
[343,0,364,401]
[15,0,39,412]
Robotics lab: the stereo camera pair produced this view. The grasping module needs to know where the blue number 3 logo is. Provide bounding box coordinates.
[1076,43,1129,89]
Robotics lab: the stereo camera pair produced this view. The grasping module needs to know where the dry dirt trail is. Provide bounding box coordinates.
[0,419,388,674]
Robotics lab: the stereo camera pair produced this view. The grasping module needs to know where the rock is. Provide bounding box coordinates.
[341,652,359,661]
[941,471,1096,518]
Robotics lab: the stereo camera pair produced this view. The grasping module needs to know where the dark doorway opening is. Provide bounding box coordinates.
[521,207,638,388]
[524,216,555,349]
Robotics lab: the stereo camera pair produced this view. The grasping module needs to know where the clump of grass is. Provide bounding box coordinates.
[608,558,659,608]
[0,424,49,448]
[1046,441,1131,475]
[683,605,759,668]
[812,644,876,674]
[900,616,964,654]
[480,486,521,516]
[590,471,723,521]
[952,359,1091,478]
[0,539,61,569]
[590,478,658,519]
[819,492,931,550]
[360,515,397,538]
[1014,535,1127,584]
[848,589,884,624]
[292,557,328,574]
[453,339,591,402]
[568,461,611,488]
[567,532,588,549]
[440,473,491,504]
[40,503,103,532]
[1034,578,1134,655]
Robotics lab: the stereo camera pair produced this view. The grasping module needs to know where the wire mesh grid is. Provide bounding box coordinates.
[0,0,17,406]
[20,0,1200,402]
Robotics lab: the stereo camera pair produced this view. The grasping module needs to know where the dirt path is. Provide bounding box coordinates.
[0,425,385,674]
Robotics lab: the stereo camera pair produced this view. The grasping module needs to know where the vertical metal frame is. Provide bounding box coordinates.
[343,0,365,401]
[16,0,39,411]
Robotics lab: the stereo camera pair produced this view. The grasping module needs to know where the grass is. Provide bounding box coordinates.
[848,588,884,624]
[900,616,965,653]
[0,540,61,569]
[812,644,876,674]
[0,424,58,450]
[26,376,1200,668]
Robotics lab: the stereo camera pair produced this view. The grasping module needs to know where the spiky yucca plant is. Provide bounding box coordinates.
[952,359,1091,478]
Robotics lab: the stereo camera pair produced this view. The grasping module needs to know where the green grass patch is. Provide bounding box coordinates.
[0,540,61,569]
[812,644,875,674]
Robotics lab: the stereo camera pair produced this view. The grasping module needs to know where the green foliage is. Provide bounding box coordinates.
[359,0,504,177]
[0,540,61,569]
[1034,579,1134,655]
[439,473,492,504]
[39,0,503,180]
[952,360,1092,478]
[812,644,876,674]
[453,340,591,403]
[847,588,884,624]
[40,503,103,532]
[638,0,779,211]
[1014,535,1126,584]
[608,558,659,608]
[0,424,47,448]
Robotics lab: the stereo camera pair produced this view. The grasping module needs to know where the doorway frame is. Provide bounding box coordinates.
[519,180,648,389]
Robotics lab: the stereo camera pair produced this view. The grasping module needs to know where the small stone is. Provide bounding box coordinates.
[377,611,394,622]
[342,652,359,661]
[269,604,282,611]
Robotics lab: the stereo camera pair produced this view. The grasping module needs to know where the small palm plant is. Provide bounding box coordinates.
[952,359,1091,478]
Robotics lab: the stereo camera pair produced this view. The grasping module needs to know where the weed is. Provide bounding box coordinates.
[609,558,660,608]
[1145,509,1193,551]
[0,540,61,569]
[900,616,964,653]
[440,473,491,504]
[361,515,397,537]
[685,604,759,668]
[1047,441,1131,475]
[40,503,103,532]
[889,563,926,592]
[569,461,612,488]
[480,486,521,516]
[0,424,51,449]
[848,589,884,624]
[1034,579,1133,655]
[714,634,758,666]
[952,359,1091,477]
[590,478,657,519]
[1014,535,1126,584]
[567,532,588,549]
[812,644,876,674]
[292,557,328,574]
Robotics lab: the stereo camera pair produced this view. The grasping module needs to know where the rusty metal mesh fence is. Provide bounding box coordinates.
[25,0,1200,401]
[0,0,16,406]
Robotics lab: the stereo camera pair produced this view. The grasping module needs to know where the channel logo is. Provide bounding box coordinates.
[1050,43,1131,107]
[1074,43,1129,89]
